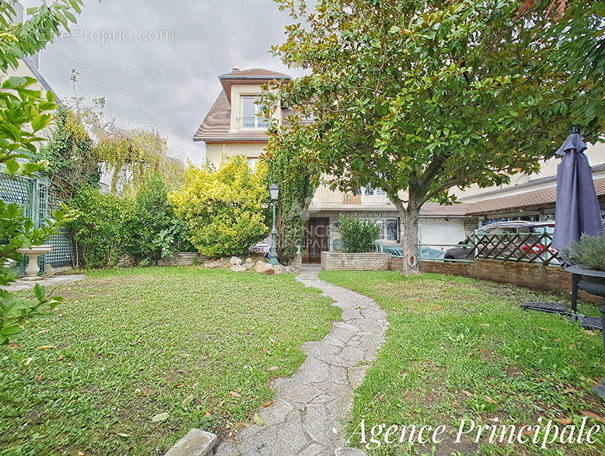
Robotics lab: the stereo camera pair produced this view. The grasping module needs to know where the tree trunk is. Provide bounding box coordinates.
[391,198,421,275]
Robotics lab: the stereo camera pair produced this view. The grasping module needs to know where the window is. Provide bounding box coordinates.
[377,218,400,242]
[247,158,258,172]
[241,96,268,128]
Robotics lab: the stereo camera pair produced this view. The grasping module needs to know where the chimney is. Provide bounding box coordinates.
[231,66,240,72]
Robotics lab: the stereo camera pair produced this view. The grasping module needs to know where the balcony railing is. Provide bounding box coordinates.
[237,116,269,129]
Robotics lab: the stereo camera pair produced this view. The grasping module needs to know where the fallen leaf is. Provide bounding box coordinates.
[116,433,130,438]
[556,417,572,425]
[562,388,576,395]
[229,391,242,398]
[569,344,577,351]
[37,346,54,351]
[38,329,49,334]
[269,366,279,371]
[182,395,195,405]
[262,347,268,353]
[269,337,276,344]
[37,374,44,382]
[22,357,33,366]
[253,412,265,426]
[9,344,19,349]
[485,396,496,404]
[522,430,535,437]
[555,338,562,342]
[479,324,490,327]
[581,411,605,424]
[263,400,273,407]
[467,352,473,358]
[536,327,548,331]
[192,383,199,389]
[204,411,212,417]
[57,355,64,361]
[584,330,597,336]
[462,390,474,398]
[143,388,151,395]
[151,412,169,423]
[219,401,225,407]
[78,452,86,456]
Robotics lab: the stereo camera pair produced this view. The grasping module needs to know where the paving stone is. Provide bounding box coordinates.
[295,357,331,384]
[339,346,365,364]
[347,365,370,389]
[297,443,326,456]
[257,398,293,427]
[164,429,216,456]
[335,447,367,456]
[237,411,308,456]
[303,404,331,444]
[213,441,241,456]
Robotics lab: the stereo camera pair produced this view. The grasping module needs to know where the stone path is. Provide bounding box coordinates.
[215,266,388,456]
[5,274,86,291]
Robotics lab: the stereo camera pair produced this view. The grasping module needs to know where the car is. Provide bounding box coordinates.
[444,221,556,261]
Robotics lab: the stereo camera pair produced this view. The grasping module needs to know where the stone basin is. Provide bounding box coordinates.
[16,245,52,279]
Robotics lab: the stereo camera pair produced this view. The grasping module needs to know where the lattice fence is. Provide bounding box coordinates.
[474,232,557,266]
[0,174,74,271]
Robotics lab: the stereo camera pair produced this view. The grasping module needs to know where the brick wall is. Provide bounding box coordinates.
[156,252,206,267]
[321,252,392,271]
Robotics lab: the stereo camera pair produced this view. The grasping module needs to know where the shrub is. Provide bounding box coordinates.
[127,175,193,264]
[337,215,380,253]
[169,157,270,258]
[65,185,134,268]
[562,232,605,271]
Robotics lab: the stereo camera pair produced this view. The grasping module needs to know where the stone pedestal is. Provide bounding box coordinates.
[16,245,52,279]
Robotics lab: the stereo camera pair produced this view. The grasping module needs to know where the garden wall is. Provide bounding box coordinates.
[416,259,601,304]
[156,252,206,267]
[321,252,392,271]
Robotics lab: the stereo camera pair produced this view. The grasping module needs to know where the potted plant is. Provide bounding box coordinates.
[562,232,605,298]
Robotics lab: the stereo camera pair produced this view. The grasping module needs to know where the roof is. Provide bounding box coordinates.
[193,90,269,143]
[194,68,292,143]
[219,68,291,79]
[22,55,61,103]
[464,177,605,216]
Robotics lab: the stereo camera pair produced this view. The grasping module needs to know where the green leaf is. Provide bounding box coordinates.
[1,325,22,336]
[33,284,45,301]
[5,159,19,175]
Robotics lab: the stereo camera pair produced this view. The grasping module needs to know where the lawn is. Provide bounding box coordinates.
[320,271,605,456]
[0,267,340,456]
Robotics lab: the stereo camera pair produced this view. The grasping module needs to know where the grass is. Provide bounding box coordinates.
[0,266,340,456]
[320,271,605,456]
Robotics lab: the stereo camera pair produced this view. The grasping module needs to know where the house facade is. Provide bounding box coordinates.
[193,68,473,263]
[194,67,605,263]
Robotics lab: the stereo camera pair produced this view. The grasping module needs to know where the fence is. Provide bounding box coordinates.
[416,232,558,266]
[0,174,74,273]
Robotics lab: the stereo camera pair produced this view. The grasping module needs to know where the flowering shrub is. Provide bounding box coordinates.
[169,157,270,258]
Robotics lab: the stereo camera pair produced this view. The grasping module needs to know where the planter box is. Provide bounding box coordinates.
[321,252,392,271]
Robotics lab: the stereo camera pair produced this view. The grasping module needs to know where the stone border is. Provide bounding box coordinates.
[213,267,387,456]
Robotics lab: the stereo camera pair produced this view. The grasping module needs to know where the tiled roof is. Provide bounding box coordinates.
[419,202,472,217]
[464,177,605,216]
[219,68,291,79]
[193,90,269,142]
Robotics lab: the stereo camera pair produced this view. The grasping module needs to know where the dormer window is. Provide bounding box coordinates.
[240,96,269,129]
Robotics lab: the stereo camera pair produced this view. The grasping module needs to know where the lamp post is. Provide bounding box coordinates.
[268,183,280,266]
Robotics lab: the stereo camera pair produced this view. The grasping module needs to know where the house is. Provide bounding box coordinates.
[194,68,473,263]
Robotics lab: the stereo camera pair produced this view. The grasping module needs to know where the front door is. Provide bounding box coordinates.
[303,218,328,264]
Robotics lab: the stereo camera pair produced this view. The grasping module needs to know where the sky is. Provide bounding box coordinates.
[25,0,305,164]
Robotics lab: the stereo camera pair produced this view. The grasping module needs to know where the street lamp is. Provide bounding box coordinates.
[268,183,280,266]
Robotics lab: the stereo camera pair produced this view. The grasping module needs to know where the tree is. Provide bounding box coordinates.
[169,156,270,258]
[38,107,101,199]
[263,116,321,265]
[270,0,604,274]
[65,70,186,194]
[1,0,83,344]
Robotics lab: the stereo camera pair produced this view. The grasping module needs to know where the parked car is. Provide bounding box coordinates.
[444,221,556,261]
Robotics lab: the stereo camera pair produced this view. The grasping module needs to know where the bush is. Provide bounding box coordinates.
[169,157,270,258]
[127,175,193,264]
[337,215,380,253]
[65,185,134,268]
[562,232,605,271]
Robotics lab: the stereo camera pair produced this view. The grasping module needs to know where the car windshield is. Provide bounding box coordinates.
[529,225,555,235]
